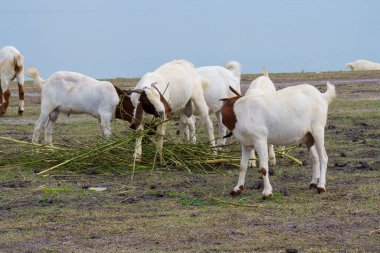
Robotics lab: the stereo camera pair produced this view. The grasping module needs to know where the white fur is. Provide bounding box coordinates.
[0,46,24,115]
[245,71,277,167]
[26,67,119,144]
[177,61,241,146]
[345,60,380,71]
[130,59,215,162]
[230,82,336,196]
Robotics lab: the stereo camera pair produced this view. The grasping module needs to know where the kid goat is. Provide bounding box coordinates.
[221,82,336,196]
[27,67,120,144]
[0,46,24,116]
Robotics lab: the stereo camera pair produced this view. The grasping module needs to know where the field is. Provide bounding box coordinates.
[0,71,379,252]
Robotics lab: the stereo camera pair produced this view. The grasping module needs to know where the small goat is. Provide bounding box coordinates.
[346,60,380,71]
[177,61,241,146]
[245,70,277,168]
[26,67,120,144]
[221,82,336,196]
[0,46,24,116]
[130,59,215,162]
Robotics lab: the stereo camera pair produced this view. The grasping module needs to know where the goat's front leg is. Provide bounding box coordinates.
[133,125,144,162]
[255,140,272,197]
[156,120,167,164]
[231,145,251,196]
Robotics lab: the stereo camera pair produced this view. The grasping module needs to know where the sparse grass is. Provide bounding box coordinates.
[0,71,379,252]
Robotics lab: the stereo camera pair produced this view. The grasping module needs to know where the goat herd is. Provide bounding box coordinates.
[1,45,338,197]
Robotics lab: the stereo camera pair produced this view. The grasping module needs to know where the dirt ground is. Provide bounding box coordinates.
[0,71,379,252]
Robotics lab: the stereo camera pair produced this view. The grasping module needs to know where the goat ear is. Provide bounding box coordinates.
[229,86,242,97]
[130,102,143,130]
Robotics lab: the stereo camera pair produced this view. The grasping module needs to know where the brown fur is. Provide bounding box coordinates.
[130,103,144,130]
[221,96,240,132]
[0,89,11,115]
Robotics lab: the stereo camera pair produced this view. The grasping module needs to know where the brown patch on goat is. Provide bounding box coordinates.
[0,89,11,115]
[230,185,244,197]
[18,84,24,100]
[130,102,143,130]
[299,132,315,151]
[113,86,135,122]
[159,93,172,119]
[220,96,241,132]
[152,86,172,119]
[260,168,267,176]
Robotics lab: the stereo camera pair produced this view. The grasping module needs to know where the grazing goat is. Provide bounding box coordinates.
[0,46,24,116]
[221,82,336,196]
[345,60,380,71]
[26,67,120,144]
[130,59,215,162]
[244,70,277,168]
[177,60,241,146]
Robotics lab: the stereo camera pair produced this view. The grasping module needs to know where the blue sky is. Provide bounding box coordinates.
[2,0,380,78]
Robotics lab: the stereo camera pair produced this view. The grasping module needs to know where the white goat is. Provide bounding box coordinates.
[245,70,277,168]
[0,46,24,116]
[130,59,215,162]
[221,82,336,196]
[26,67,120,144]
[345,60,380,71]
[177,60,241,146]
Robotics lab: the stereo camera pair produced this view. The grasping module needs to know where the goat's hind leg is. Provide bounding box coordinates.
[309,145,320,189]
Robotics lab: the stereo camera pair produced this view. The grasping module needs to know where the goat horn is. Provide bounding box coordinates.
[229,86,242,97]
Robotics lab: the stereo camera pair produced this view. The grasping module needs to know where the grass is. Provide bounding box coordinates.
[0,70,379,252]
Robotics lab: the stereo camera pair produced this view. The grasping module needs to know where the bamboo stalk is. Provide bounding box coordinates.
[0,136,65,150]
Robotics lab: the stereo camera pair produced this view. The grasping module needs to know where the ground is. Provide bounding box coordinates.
[0,71,379,252]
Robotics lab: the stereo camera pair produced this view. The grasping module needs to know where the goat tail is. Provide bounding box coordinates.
[322,82,336,104]
[224,60,241,79]
[262,66,269,78]
[26,66,44,86]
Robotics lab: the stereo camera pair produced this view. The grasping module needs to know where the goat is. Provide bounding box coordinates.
[26,67,120,144]
[244,69,277,168]
[129,59,215,162]
[221,82,336,196]
[345,60,380,71]
[176,60,241,146]
[0,46,24,116]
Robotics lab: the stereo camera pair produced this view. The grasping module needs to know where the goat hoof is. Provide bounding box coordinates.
[309,183,318,189]
[18,110,23,116]
[230,185,244,196]
[317,187,326,194]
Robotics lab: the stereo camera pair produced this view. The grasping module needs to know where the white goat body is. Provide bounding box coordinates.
[177,61,241,145]
[0,46,24,116]
[346,59,380,71]
[222,82,336,196]
[26,67,119,144]
[244,72,277,168]
[130,59,215,161]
